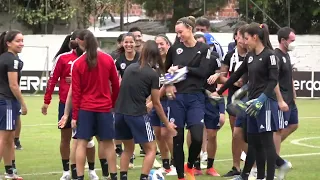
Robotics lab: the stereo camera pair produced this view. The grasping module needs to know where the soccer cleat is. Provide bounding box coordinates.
[60,171,71,180]
[166,166,177,176]
[193,168,203,176]
[285,160,293,169]
[206,167,220,176]
[222,167,241,177]
[184,164,195,180]
[277,161,291,180]
[153,159,162,168]
[88,170,99,180]
[4,174,23,180]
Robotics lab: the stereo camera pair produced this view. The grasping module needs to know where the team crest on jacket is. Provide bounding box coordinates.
[282,57,286,63]
[248,56,253,63]
[120,63,126,69]
[176,48,183,55]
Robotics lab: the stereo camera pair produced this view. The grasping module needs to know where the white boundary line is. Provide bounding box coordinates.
[290,137,320,149]
[19,152,320,176]
[23,116,320,127]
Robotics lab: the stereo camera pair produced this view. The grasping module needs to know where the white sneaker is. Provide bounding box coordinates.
[286,160,293,169]
[166,166,177,176]
[248,167,257,180]
[157,167,166,174]
[201,152,208,162]
[200,162,207,169]
[60,171,71,180]
[129,163,134,169]
[277,162,291,180]
[88,170,99,180]
[153,159,162,168]
[241,151,247,161]
[4,174,23,180]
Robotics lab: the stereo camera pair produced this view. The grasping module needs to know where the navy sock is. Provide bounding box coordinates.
[62,159,70,171]
[99,159,109,177]
[88,162,95,170]
[71,164,77,179]
[120,171,128,180]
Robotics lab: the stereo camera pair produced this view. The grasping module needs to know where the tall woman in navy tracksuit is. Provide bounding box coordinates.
[165,16,212,180]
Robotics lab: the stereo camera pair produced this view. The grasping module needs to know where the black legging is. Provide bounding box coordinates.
[173,125,203,179]
[241,132,276,180]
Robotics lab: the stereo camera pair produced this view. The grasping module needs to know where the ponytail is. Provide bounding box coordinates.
[0,32,7,55]
[54,34,72,59]
[0,30,22,55]
[78,30,98,69]
[260,24,273,50]
[54,30,83,59]
[245,22,273,50]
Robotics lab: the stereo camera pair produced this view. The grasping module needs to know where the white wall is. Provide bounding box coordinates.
[19,33,320,71]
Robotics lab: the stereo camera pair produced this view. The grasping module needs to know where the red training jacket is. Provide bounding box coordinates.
[44,50,78,105]
[71,51,120,120]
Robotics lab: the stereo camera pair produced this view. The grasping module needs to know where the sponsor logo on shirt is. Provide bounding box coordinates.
[176,48,183,55]
[270,55,277,65]
[13,60,19,69]
[282,57,286,63]
[120,63,126,69]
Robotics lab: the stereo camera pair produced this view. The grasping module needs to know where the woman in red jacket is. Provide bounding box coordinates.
[71,29,120,180]
[41,30,99,180]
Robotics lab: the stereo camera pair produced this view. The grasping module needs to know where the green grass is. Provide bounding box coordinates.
[9,96,320,179]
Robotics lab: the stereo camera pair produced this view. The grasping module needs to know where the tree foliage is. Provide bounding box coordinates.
[0,0,119,34]
[238,0,320,34]
[133,0,228,31]
[0,0,75,34]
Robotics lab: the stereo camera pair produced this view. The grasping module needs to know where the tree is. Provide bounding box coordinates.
[238,0,320,34]
[134,0,228,31]
[72,0,118,30]
[0,0,75,34]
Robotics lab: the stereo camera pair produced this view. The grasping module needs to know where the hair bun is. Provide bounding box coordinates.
[188,16,196,24]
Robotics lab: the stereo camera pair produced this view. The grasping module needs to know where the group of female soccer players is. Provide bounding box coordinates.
[0,14,298,180]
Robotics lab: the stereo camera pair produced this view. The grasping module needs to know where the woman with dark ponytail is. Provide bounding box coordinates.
[71,29,120,180]
[42,30,101,180]
[214,22,283,180]
[0,30,25,180]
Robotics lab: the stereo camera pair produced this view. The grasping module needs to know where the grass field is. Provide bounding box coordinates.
[9,96,320,179]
